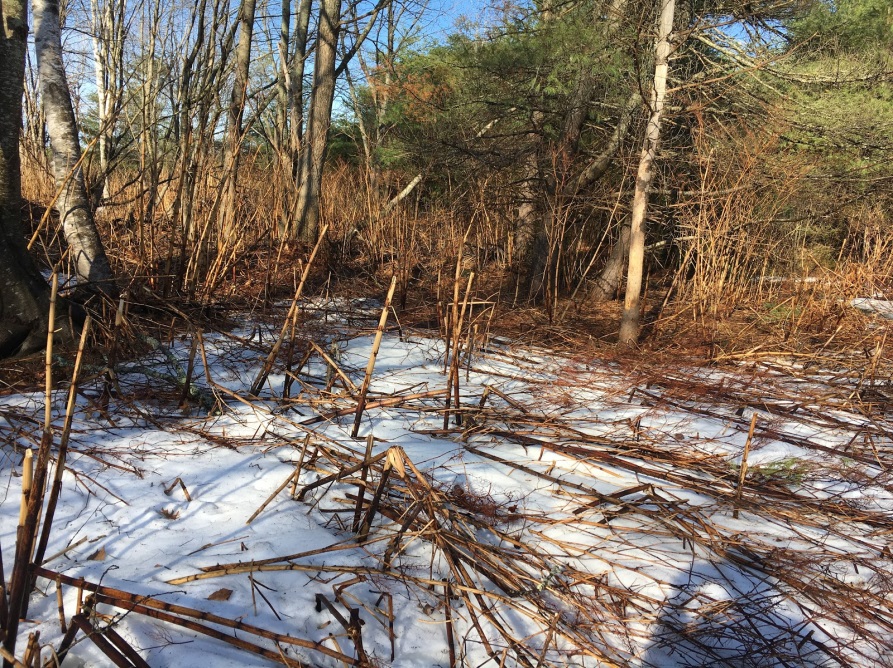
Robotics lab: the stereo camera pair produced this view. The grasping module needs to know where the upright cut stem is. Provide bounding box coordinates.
[733,412,757,519]
[250,224,328,397]
[351,276,398,438]
[33,316,92,572]
[444,273,474,429]
[5,277,59,661]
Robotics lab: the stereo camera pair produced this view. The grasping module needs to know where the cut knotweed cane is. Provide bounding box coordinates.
[250,223,328,397]
[351,275,398,438]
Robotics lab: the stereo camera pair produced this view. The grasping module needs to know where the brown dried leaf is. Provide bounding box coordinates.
[207,588,233,601]
[159,507,181,520]
[87,546,107,561]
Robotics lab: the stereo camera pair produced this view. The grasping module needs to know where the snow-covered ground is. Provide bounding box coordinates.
[2,298,892,667]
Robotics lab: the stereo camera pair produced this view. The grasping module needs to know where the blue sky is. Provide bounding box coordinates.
[422,0,497,42]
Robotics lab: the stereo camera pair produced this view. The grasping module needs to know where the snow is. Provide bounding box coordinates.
[852,298,893,320]
[2,298,892,667]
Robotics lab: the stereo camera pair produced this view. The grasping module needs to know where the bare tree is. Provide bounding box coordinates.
[165,0,238,292]
[90,0,128,203]
[218,0,257,243]
[345,0,427,192]
[294,0,342,241]
[275,0,312,235]
[618,0,675,344]
[130,0,165,245]
[35,0,116,293]
[292,0,389,240]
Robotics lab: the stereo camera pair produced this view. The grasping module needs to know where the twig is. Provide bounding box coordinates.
[310,341,358,395]
[186,535,249,557]
[163,477,192,502]
[291,435,311,499]
[296,450,389,502]
[444,581,457,668]
[444,273,474,429]
[56,575,67,633]
[300,388,447,427]
[6,278,59,653]
[249,576,282,621]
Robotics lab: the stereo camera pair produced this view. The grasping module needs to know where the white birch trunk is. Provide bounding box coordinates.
[618,0,675,344]
[35,0,115,292]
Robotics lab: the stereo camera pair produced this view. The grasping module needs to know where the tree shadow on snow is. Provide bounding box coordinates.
[641,557,834,668]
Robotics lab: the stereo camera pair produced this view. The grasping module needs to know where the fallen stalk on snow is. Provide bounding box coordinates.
[35,567,358,666]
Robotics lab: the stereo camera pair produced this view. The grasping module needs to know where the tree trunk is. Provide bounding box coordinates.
[34,0,115,294]
[591,218,631,301]
[289,0,312,158]
[618,0,675,344]
[276,0,311,237]
[0,0,54,358]
[276,0,293,152]
[90,0,126,204]
[0,0,68,362]
[219,0,257,245]
[512,107,550,301]
[294,0,341,241]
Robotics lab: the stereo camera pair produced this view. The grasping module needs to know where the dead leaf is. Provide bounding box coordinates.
[207,588,233,601]
[87,546,107,561]
[159,507,180,520]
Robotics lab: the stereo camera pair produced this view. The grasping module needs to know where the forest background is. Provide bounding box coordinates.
[0,0,891,359]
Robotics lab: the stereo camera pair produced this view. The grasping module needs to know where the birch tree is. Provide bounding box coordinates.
[35,0,116,293]
[0,0,60,358]
[618,0,675,344]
